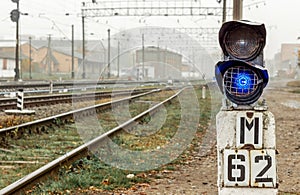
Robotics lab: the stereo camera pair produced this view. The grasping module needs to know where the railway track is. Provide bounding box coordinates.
[0,86,191,194]
[0,87,157,111]
[0,80,161,95]
[0,88,162,141]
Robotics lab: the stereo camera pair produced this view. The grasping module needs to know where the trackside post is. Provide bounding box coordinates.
[215,20,278,194]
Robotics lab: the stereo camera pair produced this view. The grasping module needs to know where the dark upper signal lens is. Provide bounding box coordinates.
[224,26,262,60]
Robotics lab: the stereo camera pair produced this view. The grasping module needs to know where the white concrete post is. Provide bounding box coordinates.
[17,89,24,111]
[5,88,35,115]
[202,85,206,99]
[49,80,53,94]
[216,109,278,195]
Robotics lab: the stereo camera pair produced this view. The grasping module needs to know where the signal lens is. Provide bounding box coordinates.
[224,66,259,97]
[224,26,262,60]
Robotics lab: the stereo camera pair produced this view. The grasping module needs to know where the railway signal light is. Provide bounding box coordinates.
[215,20,269,106]
[10,9,20,22]
[11,0,20,22]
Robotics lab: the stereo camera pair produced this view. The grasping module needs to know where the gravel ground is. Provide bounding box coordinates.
[106,80,300,195]
[264,85,300,194]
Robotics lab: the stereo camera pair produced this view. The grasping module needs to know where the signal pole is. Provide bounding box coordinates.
[11,0,20,81]
[15,3,19,81]
[233,0,243,20]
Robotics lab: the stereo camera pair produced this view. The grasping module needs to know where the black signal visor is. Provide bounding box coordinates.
[219,20,266,61]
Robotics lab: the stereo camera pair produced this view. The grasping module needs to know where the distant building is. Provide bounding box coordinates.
[180,63,200,78]
[0,39,109,79]
[0,51,17,77]
[24,39,83,76]
[274,43,300,78]
[0,41,26,78]
[135,46,183,79]
[280,43,300,67]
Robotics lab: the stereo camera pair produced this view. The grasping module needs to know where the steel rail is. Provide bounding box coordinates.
[0,88,156,110]
[0,88,161,141]
[0,87,186,195]
[0,80,160,91]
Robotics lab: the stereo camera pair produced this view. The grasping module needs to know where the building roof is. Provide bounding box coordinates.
[0,39,111,63]
[0,51,27,60]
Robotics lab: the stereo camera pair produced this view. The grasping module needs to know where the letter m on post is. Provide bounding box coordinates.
[236,112,263,149]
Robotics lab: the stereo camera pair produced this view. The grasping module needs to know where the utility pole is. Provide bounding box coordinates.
[82,16,86,79]
[142,33,145,79]
[117,41,120,78]
[163,47,166,78]
[233,0,243,20]
[29,36,32,79]
[107,28,111,79]
[46,35,52,76]
[71,25,75,79]
[222,0,227,23]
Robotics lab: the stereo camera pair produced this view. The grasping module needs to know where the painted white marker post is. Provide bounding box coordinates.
[49,80,53,94]
[202,85,206,99]
[17,88,24,110]
[216,108,278,195]
[5,89,35,115]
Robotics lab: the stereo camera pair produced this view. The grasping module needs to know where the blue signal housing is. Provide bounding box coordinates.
[216,20,268,106]
[215,60,269,105]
